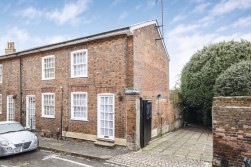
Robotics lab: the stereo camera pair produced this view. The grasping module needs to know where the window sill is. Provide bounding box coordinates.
[70,118,88,121]
[41,115,55,119]
[42,78,55,81]
[97,137,114,142]
[70,76,88,79]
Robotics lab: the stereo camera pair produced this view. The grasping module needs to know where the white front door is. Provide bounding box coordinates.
[7,95,15,121]
[97,94,115,140]
[26,96,36,129]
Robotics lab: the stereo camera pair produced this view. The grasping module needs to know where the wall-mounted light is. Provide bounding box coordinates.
[117,92,123,101]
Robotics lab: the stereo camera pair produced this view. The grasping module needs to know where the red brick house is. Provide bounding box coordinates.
[0,20,171,150]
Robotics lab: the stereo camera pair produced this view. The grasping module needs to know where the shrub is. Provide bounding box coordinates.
[214,61,251,96]
[180,40,251,125]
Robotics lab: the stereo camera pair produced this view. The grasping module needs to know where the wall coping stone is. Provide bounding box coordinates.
[214,96,251,100]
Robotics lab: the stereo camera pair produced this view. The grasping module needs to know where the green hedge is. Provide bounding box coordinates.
[214,61,251,96]
[180,40,251,125]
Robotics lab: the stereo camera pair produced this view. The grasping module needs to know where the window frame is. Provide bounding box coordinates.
[7,95,15,121]
[97,93,115,140]
[42,55,55,80]
[70,49,88,78]
[26,95,36,129]
[0,64,3,84]
[71,92,88,121]
[41,93,55,118]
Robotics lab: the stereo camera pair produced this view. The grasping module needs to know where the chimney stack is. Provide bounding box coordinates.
[5,42,16,54]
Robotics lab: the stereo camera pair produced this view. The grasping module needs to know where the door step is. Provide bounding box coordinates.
[94,140,115,148]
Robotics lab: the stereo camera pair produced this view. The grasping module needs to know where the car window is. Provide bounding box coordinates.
[0,123,25,134]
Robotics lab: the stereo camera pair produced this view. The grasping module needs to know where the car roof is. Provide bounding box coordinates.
[0,121,19,125]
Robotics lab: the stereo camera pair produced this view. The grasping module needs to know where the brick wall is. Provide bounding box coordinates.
[0,58,20,122]
[169,102,183,129]
[0,23,171,149]
[212,97,251,167]
[133,24,170,136]
[0,35,129,139]
[124,94,139,150]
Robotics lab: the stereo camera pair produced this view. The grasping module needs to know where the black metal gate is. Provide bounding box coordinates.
[140,99,152,148]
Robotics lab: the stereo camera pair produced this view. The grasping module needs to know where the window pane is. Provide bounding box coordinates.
[109,113,113,121]
[109,105,112,112]
[72,51,87,77]
[105,129,108,136]
[72,93,87,119]
[109,121,113,128]
[43,94,54,117]
[105,113,108,120]
[109,129,113,136]
[43,56,55,79]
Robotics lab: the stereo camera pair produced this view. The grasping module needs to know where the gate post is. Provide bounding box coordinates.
[124,94,140,150]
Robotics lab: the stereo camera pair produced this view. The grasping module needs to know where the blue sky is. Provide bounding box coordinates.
[0,0,251,88]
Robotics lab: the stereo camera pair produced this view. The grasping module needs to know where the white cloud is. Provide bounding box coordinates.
[17,0,92,26]
[199,0,251,28]
[0,27,30,55]
[187,0,207,3]
[19,7,43,20]
[199,15,215,26]
[167,24,200,37]
[2,3,11,13]
[216,16,251,32]
[0,27,72,55]
[112,0,124,6]
[167,23,251,88]
[47,0,91,26]
[192,2,210,13]
[18,0,26,5]
[135,5,142,11]
[148,0,156,8]
[212,0,251,16]
[119,11,128,20]
[45,35,72,44]
[171,14,187,23]
[232,16,251,28]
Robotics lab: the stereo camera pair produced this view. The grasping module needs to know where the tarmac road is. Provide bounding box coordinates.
[0,149,109,167]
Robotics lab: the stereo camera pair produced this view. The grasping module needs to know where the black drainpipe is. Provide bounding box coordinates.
[19,57,23,125]
[60,86,63,140]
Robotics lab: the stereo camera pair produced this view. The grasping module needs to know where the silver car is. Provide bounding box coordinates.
[0,121,39,157]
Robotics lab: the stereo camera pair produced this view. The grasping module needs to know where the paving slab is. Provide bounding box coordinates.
[142,125,213,162]
[106,125,213,166]
[107,152,212,167]
[39,137,130,160]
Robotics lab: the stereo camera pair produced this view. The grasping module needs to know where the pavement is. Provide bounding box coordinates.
[142,125,213,162]
[107,125,213,167]
[39,137,131,160]
[39,125,213,167]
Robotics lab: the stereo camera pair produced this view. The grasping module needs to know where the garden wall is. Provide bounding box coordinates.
[212,97,251,167]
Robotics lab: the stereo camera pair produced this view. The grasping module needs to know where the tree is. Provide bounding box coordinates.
[180,40,251,126]
[214,61,251,96]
